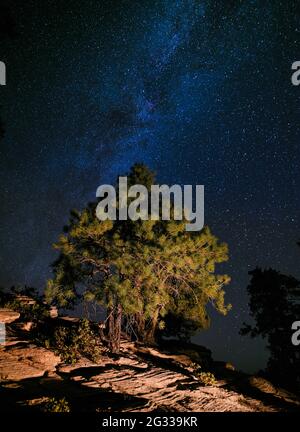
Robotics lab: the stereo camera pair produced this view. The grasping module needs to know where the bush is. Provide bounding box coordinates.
[2,299,49,323]
[38,319,103,364]
[196,371,217,386]
[43,397,71,412]
[0,286,49,323]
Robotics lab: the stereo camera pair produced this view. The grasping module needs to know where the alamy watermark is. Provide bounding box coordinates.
[291,61,300,86]
[292,321,300,346]
[0,323,5,345]
[0,61,6,86]
[96,177,204,232]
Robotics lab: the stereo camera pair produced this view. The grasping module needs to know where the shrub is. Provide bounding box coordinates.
[2,299,49,322]
[196,371,217,386]
[0,286,49,323]
[43,397,71,412]
[38,319,103,364]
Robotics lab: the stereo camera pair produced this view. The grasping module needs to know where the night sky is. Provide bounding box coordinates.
[0,0,299,373]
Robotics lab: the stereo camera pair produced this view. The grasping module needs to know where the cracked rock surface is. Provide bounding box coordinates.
[0,320,300,412]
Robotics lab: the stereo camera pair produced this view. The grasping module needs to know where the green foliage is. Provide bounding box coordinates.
[196,371,217,386]
[43,397,71,413]
[0,286,49,322]
[2,299,48,322]
[38,319,103,364]
[45,164,231,351]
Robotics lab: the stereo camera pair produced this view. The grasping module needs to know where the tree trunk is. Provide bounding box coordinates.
[144,309,160,345]
[115,303,122,350]
[134,312,146,341]
[107,303,122,353]
[98,321,108,344]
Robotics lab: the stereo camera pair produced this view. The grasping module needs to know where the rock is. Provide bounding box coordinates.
[58,358,101,374]
[1,336,300,412]
[58,316,80,325]
[225,362,235,371]
[20,321,34,331]
[15,295,36,305]
[248,376,277,394]
[214,361,236,372]
[157,340,212,367]
[0,345,60,382]
[0,309,20,324]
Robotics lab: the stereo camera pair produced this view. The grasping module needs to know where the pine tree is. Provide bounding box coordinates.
[241,267,300,389]
[45,164,231,353]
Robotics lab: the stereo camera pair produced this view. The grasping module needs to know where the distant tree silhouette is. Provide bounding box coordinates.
[241,264,300,391]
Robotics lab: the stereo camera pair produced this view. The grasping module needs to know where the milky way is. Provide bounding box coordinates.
[0,0,299,372]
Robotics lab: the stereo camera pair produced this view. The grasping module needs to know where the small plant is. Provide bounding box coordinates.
[191,362,202,374]
[43,397,71,412]
[38,319,103,364]
[197,371,217,386]
[0,286,49,323]
[50,326,79,364]
[5,300,49,322]
[191,363,217,385]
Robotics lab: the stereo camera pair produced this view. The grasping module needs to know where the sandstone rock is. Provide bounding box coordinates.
[0,309,20,324]
[20,321,34,331]
[0,345,60,382]
[1,338,300,412]
[214,360,236,372]
[15,295,36,305]
[58,316,80,325]
[158,340,212,366]
[225,362,235,371]
[248,376,277,394]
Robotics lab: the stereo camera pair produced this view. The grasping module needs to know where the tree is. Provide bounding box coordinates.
[241,267,300,390]
[45,164,231,353]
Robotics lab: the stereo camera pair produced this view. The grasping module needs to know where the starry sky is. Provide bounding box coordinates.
[0,0,299,373]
